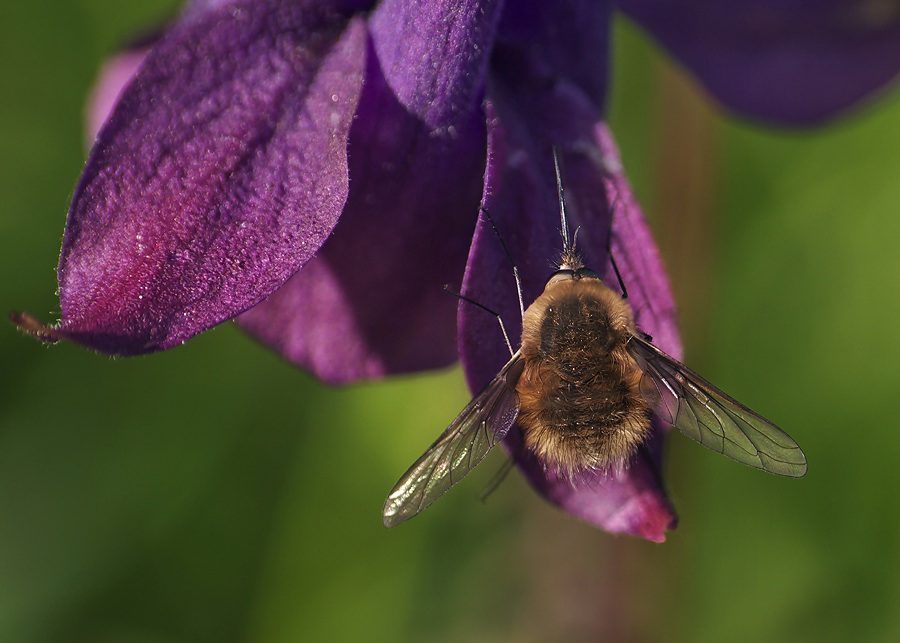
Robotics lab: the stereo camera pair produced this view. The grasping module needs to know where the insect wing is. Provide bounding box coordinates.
[382,353,523,528]
[627,335,807,477]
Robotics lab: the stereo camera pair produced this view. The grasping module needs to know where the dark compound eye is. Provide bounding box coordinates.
[575,268,601,280]
[545,270,575,287]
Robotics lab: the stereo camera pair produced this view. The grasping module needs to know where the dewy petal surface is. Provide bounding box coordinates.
[618,0,900,124]
[54,0,368,354]
[236,0,503,383]
[458,0,679,540]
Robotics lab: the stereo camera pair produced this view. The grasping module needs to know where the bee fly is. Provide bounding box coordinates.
[383,152,807,528]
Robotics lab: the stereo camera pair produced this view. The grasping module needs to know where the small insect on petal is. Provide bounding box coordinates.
[383,149,806,528]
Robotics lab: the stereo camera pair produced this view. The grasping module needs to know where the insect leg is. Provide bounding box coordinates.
[479,207,525,319]
[605,196,629,300]
[443,285,515,357]
[479,456,516,503]
[608,246,628,300]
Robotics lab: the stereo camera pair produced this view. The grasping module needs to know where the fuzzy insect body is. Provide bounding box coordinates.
[517,277,651,474]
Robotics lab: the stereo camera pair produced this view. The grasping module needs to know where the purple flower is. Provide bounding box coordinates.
[14,0,900,541]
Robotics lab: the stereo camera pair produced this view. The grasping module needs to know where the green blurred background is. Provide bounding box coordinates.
[3,2,900,641]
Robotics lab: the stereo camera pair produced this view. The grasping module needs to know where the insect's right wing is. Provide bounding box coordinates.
[382,352,522,528]
[628,334,807,477]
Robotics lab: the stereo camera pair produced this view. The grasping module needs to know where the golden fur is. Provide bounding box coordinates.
[515,278,652,474]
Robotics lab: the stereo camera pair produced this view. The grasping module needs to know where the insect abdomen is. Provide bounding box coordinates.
[516,279,652,473]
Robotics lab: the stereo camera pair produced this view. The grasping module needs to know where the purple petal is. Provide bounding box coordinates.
[49,1,368,355]
[517,442,676,542]
[236,0,503,383]
[181,0,248,20]
[460,10,679,536]
[494,0,611,106]
[85,42,153,147]
[618,0,900,124]
[367,0,502,125]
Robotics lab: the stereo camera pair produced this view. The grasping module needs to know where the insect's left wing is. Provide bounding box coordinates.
[382,353,522,528]
[627,334,807,477]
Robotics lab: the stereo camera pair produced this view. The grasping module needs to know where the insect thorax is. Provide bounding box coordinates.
[516,278,652,472]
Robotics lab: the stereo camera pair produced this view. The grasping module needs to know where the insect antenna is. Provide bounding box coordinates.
[443,285,515,357]
[552,147,583,270]
[553,148,570,250]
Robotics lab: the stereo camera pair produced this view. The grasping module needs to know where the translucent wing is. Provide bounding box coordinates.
[383,353,522,528]
[627,334,807,477]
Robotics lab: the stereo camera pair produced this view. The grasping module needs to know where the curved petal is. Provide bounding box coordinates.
[494,0,610,106]
[460,13,679,538]
[40,0,369,355]
[85,39,154,147]
[518,440,676,542]
[236,0,503,383]
[367,0,504,126]
[84,2,368,146]
[618,0,900,124]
